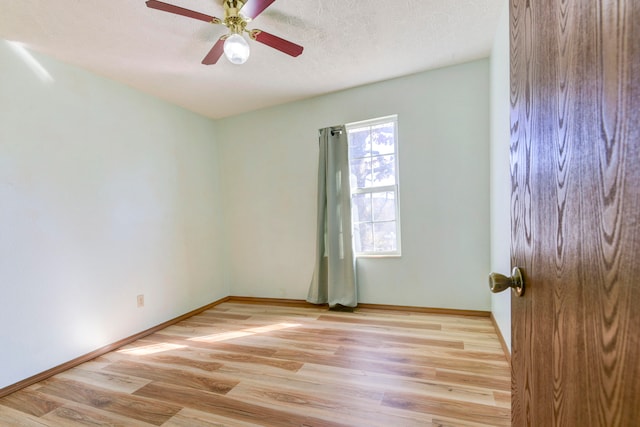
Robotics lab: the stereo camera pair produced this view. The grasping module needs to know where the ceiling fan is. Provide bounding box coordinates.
[145,0,304,65]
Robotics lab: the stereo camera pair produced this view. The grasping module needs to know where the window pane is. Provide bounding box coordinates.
[349,158,372,188]
[351,193,372,223]
[348,128,371,158]
[374,221,397,252]
[372,155,395,186]
[346,115,400,255]
[372,191,396,222]
[371,123,395,155]
[353,222,374,253]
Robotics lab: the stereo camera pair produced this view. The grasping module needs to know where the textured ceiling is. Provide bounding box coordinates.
[0,0,504,119]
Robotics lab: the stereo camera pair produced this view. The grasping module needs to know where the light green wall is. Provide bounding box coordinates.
[216,59,491,310]
[0,41,228,388]
[490,1,511,351]
[1,39,497,390]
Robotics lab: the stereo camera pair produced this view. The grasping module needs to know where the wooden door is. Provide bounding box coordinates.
[510,0,639,425]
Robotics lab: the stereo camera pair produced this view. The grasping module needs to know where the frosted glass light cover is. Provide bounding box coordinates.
[223,34,250,65]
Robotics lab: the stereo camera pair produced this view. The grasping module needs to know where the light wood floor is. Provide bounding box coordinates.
[0,302,511,426]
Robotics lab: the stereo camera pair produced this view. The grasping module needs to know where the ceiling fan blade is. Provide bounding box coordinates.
[251,30,303,57]
[146,0,219,23]
[240,0,276,20]
[202,37,226,65]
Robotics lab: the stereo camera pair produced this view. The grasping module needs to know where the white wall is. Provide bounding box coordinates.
[216,59,491,311]
[0,40,497,389]
[0,41,227,388]
[490,2,512,351]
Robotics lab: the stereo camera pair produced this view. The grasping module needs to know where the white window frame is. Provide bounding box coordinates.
[346,115,401,257]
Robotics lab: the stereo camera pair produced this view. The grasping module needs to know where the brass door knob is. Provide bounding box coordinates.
[489,267,525,296]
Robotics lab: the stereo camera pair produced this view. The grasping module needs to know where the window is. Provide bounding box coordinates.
[347,115,401,256]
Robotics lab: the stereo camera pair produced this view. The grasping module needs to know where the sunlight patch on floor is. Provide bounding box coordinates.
[117,342,187,356]
[189,322,301,343]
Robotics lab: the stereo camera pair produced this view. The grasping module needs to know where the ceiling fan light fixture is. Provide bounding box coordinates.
[146,0,303,65]
[223,34,250,65]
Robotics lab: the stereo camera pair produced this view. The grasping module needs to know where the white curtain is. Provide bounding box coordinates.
[307,126,357,308]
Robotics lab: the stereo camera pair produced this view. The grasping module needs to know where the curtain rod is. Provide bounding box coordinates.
[318,126,344,139]
[328,126,344,136]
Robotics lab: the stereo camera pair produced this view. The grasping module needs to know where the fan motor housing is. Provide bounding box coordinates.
[224,0,248,33]
[224,0,246,18]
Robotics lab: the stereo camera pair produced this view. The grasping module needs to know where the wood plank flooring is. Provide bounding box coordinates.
[0,302,511,426]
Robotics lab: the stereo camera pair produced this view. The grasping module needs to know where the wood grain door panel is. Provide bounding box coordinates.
[510,0,640,425]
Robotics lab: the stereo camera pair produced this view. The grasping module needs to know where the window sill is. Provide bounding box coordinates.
[356,253,402,259]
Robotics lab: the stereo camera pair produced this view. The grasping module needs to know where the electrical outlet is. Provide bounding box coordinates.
[137,294,144,308]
